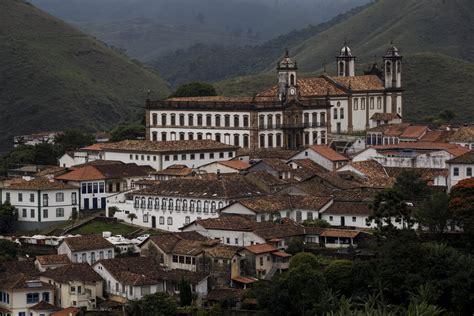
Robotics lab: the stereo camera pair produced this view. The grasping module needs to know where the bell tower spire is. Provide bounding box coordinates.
[336,38,356,77]
[277,49,298,102]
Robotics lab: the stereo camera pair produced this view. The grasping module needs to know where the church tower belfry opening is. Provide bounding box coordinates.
[336,39,355,77]
[383,41,402,89]
[277,49,298,102]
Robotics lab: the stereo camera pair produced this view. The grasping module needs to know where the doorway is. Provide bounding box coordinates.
[152,216,156,228]
[340,216,345,227]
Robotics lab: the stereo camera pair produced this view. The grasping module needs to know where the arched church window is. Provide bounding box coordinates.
[397,61,401,73]
[354,98,358,110]
[290,74,295,85]
[339,62,344,76]
[386,61,392,73]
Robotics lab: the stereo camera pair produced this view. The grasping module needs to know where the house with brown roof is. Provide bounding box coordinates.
[231,243,291,284]
[40,263,103,310]
[146,43,403,150]
[56,162,153,210]
[220,194,333,223]
[108,174,266,231]
[369,112,402,128]
[448,125,474,150]
[286,158,328,181]
[446,150,474,190]
[0,178,80,231]
[34,254,70,272]
[244,171,290,194]
[58,143,106,168]
[152,164,194,181]
[198,160,251,175]
[246,158,294,180]
[57,235,114,265]
[0,273,56,316]
[289,145,349,171]
[336,160,395,188]
[92,257,209,303]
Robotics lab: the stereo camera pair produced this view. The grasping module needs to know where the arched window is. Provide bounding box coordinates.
[290,74,295,85]
[140,197,146,209]
[320,113,326,125]
[211,202,217,213]
[218,202,224,209]
[188,132,194,140]
[161,114,167,126]
[147,198,153,209]
[313,131,318,144]
[152,114,157,125]
[161,198,167,210]
[234,115,239,127]
[197,133,203,140]
[176,199,181,211]
[185,216,191,224]
[155,198,160,210]
[386,61,392,73]
[339,61,344,76]
[190,200,195,212]
[215,115,221,127]
[134,197,140,209]
[397,61,401,73]
[179,132,185,140]
[168,199,174,211]
[204,201,209,213]
[196,201,202,213]
[182,200,188,212]
[312,112,318,126]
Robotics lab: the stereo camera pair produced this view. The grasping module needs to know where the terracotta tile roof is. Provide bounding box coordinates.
[339,160,395,188]
[384,167,448,183]
[446,150,474,164]
[146,232,208,253]
[245,171,289,188]
[62,235,113,252]
[80,143,105,151]
[272,251,292,258]
[252,218,307,240]
[101,140,238,153]
[311,172,364,190]
[370,113,401,121]
[0,273,54,290]
[51,307,81,316]
[188,215,256,231]
[218,160,251,170]
[399,125,429,139]
[367,123,411,135]
[236,195,332,214]
[237,148,300,160]
[34,166,69,177]
[166,96,253,103]
[153,164,193,176]
[251,158,293,172]
[448,126,474,142]
[69,160,124,170]
[29,301,60,311]
[131,174,266,199]
[323,201,372,216]
[331,75,385,91]
[203,244,241,259]
[6,177,78,191]
[56,163,152,181]
[290,158,327,173]
[418,130,451,143]
[36,254,70,266]
[308,145,349,162]
[0,260,39,279]
[373,142,470,157]
[95,257,208,286]
[320,229,361,238]
[332,188,383,201]
[231,276,258,284]
[41,263,102,283]
[245,243,278,254]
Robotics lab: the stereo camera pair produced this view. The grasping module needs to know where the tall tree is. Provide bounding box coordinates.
[368,189,413,229]
[179,278,193,306]
[126,292,177,316]
[393,170,430,202]
[0,202,17,234]
[414,192,451,234]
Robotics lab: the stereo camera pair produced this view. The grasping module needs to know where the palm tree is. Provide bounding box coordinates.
[127,213,137,224]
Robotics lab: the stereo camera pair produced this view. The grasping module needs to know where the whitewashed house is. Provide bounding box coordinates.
[0,178,79,230]
[40,263,103,310]
[92,257,209,303]
[0,275,56,316]
[220,195,333,223]
[57,235,115,265]
[288,145,349,171]
[34,254,70,272]
[58,144,105,168]
[198,160,250,174]
[446,150,474,190]
[108,174,266,231]
[55,162,152,210]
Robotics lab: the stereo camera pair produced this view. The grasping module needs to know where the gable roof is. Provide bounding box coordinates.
[446,150,474,164]
[101,140,238,153]
[370,112,401,121]
[62,235,113,252]
[328,75,385,91]
[250,158,293,172]
[41,263,102,283]
[323,201,372,216]
[399,125,429,139]
[152,164,193,177]
[36,254,70,266]
[218,160,251,170]
[0,273,54,290]
[307,145,349,162]
[6,177,78,191]
[56,163,152,181]
[244,243,278,254]
[29,301,60,311]
[233,195,332,214]
[372,142,470,157]
[448,126,474,142]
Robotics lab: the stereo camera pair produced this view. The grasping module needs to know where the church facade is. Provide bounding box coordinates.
[146,43,403,150]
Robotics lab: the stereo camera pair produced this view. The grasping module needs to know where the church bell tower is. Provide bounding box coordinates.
[336,40,355,77]
[277,49,298,102]
[383,41,402,88]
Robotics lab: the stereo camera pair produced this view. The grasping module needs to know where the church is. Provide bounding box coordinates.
[145,42,403,150]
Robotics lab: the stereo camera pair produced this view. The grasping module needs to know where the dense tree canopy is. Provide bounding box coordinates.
[0,202,17,234]
[126,292,177,316]
[110,124,145,142]
[169,82,217,98]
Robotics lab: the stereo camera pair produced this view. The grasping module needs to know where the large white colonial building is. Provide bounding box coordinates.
[146,43,403,149]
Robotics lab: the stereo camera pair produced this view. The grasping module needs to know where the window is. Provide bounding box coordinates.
[268,134,273,148]
[55,192,64,202]
[148,198,153,209]
[91,252,95,264]
[386,61,391,73]
[219,152,224,158]
[56,208,64,217]
[340,108,344,119]
[215,133,221,143]
[234,134,240,146]
[152,113,158,125]
[171,114,176,125]
[26,293,40,304]
[377,97,382,109]
[243,115,249,127]
[161,132,167,141]
[179,114,185,126]
[154,198,160,210]
[140,197,146,209]
[179,132,185,141]
[188,114,194,126]
[234,115,239,127]
[307,212,313,220]
[296,211,302,222]
[185,216,190,224]
[165,155,170,161]
[199,153,205,160]
[259,257,263,266]
[370,97,374,110]
[304,132,309,145]
[203,201,209,213]
[172,255,178,263]
[320,113,326,125]
[276,114,282,128]
[30,209,35,218]
[361,98,366,110]
[211,201,216,213]
[243,135,249,148]
[188,132,194,140]
[206,115,212,126]
[333,108,338,120]
[152,132,158,141]
[93,183,98,194]
[190,200,195,212]
[159,216,165,225]
[43,209,48,219]
[276,134,282,147]
[72,192,77,205]
[161,198,167,210]
[161,114,167,126]
[43,194,49,206]
[354,98,358,110]
[197,114,203,126]
[196,201,202,213]
[352,216,357,222]
[22,208,27,218]
[224,115,230,127]
[467,168,472,177]
[18,193,23,202]
[215,115,221,127]
[99,251,104,260]
[141,286,151,296]
[260,134,265,148]
[453,167,459,176]
[168,199,174,210]
[182,200,188,212]
[134,197,140,209]
[329,216,333,221]
[173,154,178,161]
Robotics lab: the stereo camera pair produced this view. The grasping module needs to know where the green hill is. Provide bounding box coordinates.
[0,0,171,153]
[216,53,474,125]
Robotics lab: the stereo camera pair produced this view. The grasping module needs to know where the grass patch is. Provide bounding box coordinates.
[69,220,137,236]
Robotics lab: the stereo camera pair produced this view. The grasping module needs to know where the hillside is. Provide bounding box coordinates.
[153,0,474,85]
[215,53,474,124]
[31,0,369,61]
[0,0,171,153]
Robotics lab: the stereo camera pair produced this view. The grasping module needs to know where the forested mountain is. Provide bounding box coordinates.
[0,0,170,153]
[30,0,370,61]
